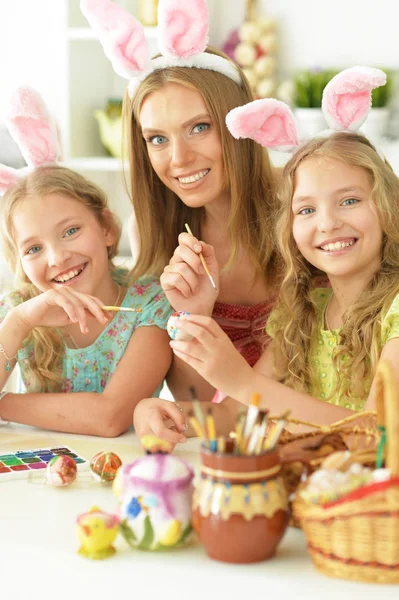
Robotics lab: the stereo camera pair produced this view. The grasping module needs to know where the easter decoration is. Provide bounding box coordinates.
[167,311,193,341]
[90,451,122,483]
[77,506,120,559]
[113,453,194,551]
[46,455,78,487]
[293,360,399,583]
[140,435,174,454]
[222,0,278,99]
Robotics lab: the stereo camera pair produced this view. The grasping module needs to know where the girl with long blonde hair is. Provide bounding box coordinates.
[0,87,172,436]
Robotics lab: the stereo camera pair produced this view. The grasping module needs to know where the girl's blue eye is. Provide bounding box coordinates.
[342,197,359,206]
[298,207,315,215]
[27,245,41,255]
[64,227,79,237]
[149,135,167,146]
[192,123,210,134]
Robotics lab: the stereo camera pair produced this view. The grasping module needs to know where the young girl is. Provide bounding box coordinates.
[82,0,280,433]
[135,66,399,439]
[0,87,173,437]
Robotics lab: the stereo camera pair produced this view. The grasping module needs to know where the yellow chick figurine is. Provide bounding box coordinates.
[77,506,120,559]
[140,434,174,454]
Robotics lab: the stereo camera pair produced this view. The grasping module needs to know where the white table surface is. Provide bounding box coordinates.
[0,424,397,600]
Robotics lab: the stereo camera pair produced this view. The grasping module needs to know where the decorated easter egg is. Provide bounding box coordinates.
[242,68,259,89]
[46,454,77,486]
[90,451,122,483]
[239,21,262,44]
[167,311,193,341]
[254,55,277,78]
[258,32,277,53]
[256,78,276,99]
[234,42,257,67]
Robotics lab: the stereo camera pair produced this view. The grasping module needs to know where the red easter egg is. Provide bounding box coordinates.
[46,454,77,486]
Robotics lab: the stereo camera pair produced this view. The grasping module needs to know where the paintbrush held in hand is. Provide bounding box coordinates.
[184,223,217,290]
[101,306,142,313]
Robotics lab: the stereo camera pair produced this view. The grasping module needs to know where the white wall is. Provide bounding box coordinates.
[0,1,68,124]
[215,0,398,75]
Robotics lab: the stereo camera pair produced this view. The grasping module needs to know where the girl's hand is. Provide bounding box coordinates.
[160,233,219,316]
[14,287,109,334]
[133,397,187,447]
[169,314,253,397]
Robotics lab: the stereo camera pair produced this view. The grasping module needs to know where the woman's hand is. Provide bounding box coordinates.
[169,314,254,399]
[13,287,110,334]
[133,397,187,447]
[160,233,219,316]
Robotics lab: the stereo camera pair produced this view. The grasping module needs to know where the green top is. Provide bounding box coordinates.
[266,288,399,411]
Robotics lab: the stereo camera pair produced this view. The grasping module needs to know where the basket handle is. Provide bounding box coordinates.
[374,360,399,476]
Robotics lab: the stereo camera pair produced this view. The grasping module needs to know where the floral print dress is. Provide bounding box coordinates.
[0,275,172,397]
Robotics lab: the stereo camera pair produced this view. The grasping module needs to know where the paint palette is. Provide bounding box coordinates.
[0,445,89,481]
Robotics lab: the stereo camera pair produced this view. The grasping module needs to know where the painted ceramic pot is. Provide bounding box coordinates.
[113,454,194,550]
[192,445,289,563]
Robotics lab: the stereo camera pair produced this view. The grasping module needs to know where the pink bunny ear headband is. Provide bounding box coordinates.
[0,86,62,196]
[225,66,387,156]
[80,0,242,99]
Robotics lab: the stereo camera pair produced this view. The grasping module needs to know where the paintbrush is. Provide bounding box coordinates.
[264,410,291,451]
[101,306,142,313]
[184,223,217,290]
[188,386,208,445]
[240,392,261,453]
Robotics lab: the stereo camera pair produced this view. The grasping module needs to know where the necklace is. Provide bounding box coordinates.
[66,285,121,349]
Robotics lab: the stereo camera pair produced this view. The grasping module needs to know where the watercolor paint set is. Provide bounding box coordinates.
[0,445,89,481]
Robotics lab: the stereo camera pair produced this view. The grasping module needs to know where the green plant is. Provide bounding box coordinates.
[371,69,393,107]
[293,69,338,108]
[293,67,393,108]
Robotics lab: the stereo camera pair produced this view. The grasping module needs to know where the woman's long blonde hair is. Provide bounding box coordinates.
[123,47,278,285]
[0,166,122,392]
[273,132,399,402]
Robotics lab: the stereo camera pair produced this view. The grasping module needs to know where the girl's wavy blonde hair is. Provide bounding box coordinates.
[273,132,399,402]
[0,166,122,392]
[123,47,279,285]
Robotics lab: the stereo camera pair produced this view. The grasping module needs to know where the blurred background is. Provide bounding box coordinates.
[0,0,398,261]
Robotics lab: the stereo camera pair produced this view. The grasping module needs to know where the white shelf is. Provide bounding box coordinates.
[67,26,157,41]
[65,157,127,171]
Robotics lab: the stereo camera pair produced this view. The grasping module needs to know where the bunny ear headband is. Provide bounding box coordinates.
[225,66,387,155]
[0,86,62,196]
[80,0,241,99]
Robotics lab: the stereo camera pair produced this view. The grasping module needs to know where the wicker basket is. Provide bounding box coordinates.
[278,411,379,499]
[292,360,399,583]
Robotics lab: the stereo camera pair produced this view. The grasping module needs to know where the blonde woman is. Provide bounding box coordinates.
[82,0,283,440]
[125,51,280,408]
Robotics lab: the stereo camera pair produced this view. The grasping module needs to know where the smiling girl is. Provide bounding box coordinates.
[0,87,173,436]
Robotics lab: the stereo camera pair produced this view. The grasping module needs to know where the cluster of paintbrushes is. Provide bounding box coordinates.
[187,387,222,452]
[187,388,290,455]
[234,392,290,456]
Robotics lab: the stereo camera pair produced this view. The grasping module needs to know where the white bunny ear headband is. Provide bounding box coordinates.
[0,86,62,196]
[80,0,241,99]
[225,66,387,156]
